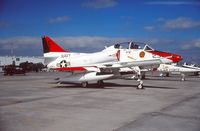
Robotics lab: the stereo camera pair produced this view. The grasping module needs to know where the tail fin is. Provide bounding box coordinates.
[42,36,68,53]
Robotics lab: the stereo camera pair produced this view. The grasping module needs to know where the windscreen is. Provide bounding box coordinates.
[144,45,154,51]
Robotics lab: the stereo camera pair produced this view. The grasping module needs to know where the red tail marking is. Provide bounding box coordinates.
[44,36,68,52]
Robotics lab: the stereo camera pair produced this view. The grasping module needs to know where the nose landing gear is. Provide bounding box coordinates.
[137,79,144,89]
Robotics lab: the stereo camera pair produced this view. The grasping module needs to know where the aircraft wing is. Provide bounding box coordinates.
[97,57,163,68]
[55,58,163,72]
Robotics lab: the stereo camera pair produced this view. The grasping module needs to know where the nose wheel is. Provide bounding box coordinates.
[136,79,144,89]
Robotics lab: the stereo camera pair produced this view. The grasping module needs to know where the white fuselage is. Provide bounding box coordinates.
[45,46,173,69]
[182,64,200,71]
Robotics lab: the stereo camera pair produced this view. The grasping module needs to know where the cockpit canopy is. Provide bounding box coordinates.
[114,42,154,51]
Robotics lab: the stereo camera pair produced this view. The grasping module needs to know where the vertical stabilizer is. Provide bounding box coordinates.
[42,36,68,53]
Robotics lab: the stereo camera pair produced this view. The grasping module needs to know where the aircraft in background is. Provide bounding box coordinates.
[157,63,200,81]
[182,62,200,76]
[42,36,182,89]
[122,62,200,81]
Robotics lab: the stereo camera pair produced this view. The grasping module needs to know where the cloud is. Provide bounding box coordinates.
[145,38,176,47]
[194,39,200,48]
[147,37,200,50]
[0,36,41,56]
[0,36,132,55]
[82,0,118,9]
[144,26,155,32]
[144,17,200,32]
[145,1,200,5]
[2,36,197,52]
[54,36,131,50]
[182,38,200,49]
[48,16,69,24]
[161,17,200,30]
[1,36,199,63]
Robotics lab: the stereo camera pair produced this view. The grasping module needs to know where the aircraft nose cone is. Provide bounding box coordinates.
[172,54,183,62]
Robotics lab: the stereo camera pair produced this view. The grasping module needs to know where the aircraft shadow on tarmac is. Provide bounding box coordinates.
[105,83,177,89]
[145,78,182,82]
[145,77,199,82]
[51,82,177,90]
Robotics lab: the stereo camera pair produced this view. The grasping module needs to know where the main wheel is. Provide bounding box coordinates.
[141,74,146,79]
[97,80,104,88]
[194,72,198,76]
[181,77,185,81]
[81,82,88,88]
[160,73,163,77]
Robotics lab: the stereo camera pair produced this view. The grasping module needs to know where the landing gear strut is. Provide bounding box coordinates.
[136,69,144,89]
[97,80,104,88]
[166,73,170,77]
[141,73,146,79]
[160,73,164,77]
[181,74,186,81]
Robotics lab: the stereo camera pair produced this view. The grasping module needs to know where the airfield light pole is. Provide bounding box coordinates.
[10,43,14,56]
[10,43,15,65]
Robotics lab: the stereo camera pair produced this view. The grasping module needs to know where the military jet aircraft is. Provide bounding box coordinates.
[157,63,199,81]
[42,36,182,89]
[182,62,200,76]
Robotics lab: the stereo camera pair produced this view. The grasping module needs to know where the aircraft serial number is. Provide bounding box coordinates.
[61,54,71,58]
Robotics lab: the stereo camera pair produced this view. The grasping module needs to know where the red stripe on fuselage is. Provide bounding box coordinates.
[147,50,172,57]
[56,67,87,71]
[56,66,98,71]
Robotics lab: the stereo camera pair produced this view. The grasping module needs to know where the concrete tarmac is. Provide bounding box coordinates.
[0,72,200,131]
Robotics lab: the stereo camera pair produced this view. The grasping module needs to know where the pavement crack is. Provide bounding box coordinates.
[154,112,200,121]
[0,89,104,107]
[160,92,200,112]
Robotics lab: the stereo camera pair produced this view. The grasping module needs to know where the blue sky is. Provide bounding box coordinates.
[0,0,200,63]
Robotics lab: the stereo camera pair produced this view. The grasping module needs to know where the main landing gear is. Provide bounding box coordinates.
[166,73,170,77]
[97,80,104,88]
[81,80,104,88]
[81,82,88,88]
